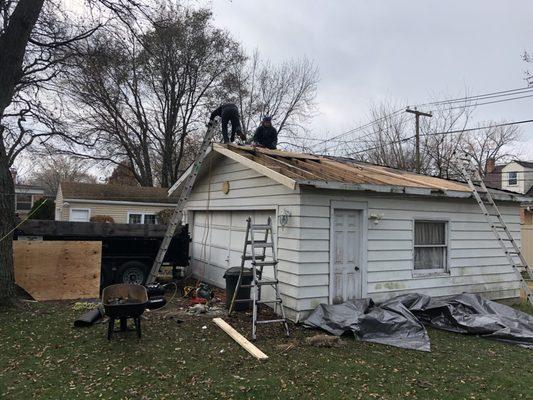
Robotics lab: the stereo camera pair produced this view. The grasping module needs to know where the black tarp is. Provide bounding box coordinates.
[303,293,533,352]
[303,298,431,352]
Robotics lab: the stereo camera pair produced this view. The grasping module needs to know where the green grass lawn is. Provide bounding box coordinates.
[0,300,532,400]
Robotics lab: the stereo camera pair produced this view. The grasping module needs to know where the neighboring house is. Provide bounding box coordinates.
[15,184,45,217]
[485,159,533,224]
[173,144,527,322]
[55,182,177,224]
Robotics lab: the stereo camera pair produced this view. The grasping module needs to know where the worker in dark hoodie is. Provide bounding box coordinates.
[209,103,244,144]
[252,116,278,150]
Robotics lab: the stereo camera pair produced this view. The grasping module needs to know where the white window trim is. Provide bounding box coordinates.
[507,171,518,186]
[412,218,450,277]
[69,208,91,222]
[127,211,157,224]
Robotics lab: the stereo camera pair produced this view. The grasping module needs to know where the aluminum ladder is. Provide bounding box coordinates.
[228,217,290,340]
[456,154,533,305]
[146,120,219,284]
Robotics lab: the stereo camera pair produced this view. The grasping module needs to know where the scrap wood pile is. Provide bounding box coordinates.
[303,293,533,352]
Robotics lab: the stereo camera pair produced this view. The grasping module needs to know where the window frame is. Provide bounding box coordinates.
[15,193,33,211]
[412,219,449,276]
[127,211,157,225]
[507,171,518,186]
[69,208,91,222]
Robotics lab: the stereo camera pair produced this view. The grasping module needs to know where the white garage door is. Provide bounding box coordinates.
[191,209,276,287]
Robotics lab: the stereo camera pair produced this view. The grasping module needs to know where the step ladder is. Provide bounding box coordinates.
[228,217,290,340]
[455,154,533,305]
[146,120,219,284]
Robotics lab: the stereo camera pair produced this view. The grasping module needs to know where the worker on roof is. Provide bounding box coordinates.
[252,116,278,150]
[209,103,244,144]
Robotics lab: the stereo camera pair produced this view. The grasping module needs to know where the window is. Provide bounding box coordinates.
[508,171,517,186]
[414,221,447,272]
[128,213,157,224]
[70,209,90,222]
[16,194,32,211]
[144,214,156,225]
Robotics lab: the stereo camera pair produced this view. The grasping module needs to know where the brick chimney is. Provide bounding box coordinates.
[485,158,495,174]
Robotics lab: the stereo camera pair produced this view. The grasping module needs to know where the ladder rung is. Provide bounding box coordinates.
[256,299,282,305]
[242,255,266,260]
[256,280,278,286]
[256,319,286,325]
[240,284,253,288]
[234,299,253,303]
[252,261,278,266]
[250,224,271,230]
[252,242,273,248]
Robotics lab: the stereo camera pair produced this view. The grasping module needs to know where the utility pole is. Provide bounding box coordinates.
[406,107,432,174]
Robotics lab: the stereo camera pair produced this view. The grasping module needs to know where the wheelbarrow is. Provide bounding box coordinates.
[102,284,148,340]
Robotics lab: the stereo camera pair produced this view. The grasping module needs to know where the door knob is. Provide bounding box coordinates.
[354,266,360,271]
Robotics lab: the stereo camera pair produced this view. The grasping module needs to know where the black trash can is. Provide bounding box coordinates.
[224,267,253,311]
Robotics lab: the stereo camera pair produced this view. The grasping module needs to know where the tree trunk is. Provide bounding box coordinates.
[0,155,16,304]
[0,0,45,117]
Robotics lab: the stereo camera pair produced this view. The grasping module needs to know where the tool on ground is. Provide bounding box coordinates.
[147,120,220,284]
[455,153,533,305]
[228,217,290,340]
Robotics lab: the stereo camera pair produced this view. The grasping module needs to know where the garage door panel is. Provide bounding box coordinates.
[192,209,276,288]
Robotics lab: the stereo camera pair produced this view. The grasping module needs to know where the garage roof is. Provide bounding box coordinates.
[170,144,527,202]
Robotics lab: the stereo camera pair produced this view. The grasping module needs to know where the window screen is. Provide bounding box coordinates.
[414,221,447,271]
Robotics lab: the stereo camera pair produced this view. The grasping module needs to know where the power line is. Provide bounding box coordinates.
[343,118,533,157]
[313,85,533,150]
[414,86,533,107]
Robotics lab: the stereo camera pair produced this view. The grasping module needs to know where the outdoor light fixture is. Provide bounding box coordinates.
[369,212,383,225]
[278,209,291,227]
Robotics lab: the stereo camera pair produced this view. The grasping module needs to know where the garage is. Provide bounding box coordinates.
[191,209,277,288]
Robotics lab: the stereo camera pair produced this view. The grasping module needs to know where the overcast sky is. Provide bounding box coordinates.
[201,0,533,158]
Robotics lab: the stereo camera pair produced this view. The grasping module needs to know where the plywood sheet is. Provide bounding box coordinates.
[14,241,102,301]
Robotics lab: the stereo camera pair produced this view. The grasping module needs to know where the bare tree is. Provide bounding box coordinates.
[0,0,146,304]
[229,50,319,145]
[60,5,244,187]
[29,156,97,195]
[345,101,414,169]
[462,122,522,176]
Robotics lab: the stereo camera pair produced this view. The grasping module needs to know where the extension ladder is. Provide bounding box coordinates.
[146,120,220,284]
[228,217,290,340]
[455,154,533,305]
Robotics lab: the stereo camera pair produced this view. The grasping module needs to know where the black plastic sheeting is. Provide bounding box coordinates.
[303,293,533,352]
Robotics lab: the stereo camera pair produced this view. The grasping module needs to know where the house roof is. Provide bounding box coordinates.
[513,160,533,169]
[60,182,178,204]
[170,144,527,202]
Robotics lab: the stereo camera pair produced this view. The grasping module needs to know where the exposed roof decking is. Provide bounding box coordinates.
[225,144,470,192]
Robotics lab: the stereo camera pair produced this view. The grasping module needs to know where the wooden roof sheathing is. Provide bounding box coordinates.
[223,144,470,193]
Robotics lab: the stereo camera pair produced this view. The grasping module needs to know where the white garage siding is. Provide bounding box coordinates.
[295,187,521,318]
[184,155,304,321]
[184,154,522,322]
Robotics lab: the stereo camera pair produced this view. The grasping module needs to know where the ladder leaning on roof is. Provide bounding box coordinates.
[146,120,220,284]
[454,152,533,305]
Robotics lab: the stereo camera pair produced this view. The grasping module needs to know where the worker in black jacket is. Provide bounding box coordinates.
[252,116,278,150]
[209,103,244,144]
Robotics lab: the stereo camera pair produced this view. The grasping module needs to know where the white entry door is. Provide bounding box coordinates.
[331,209,362,303]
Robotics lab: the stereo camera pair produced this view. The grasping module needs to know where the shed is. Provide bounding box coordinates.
[174,144,527,322]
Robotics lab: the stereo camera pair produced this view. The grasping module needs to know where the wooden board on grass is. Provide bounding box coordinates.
[14,240,102,301]
[213,318,268,360]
